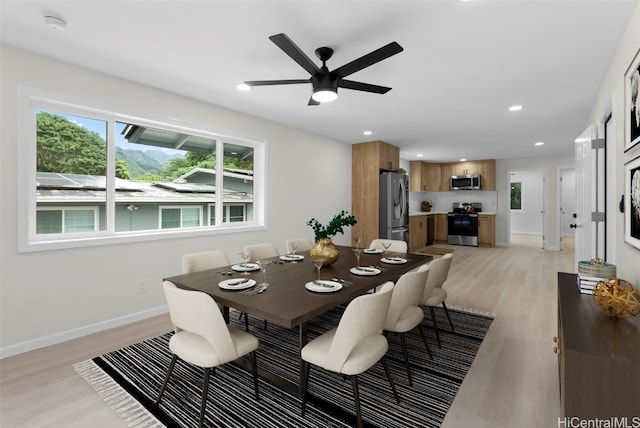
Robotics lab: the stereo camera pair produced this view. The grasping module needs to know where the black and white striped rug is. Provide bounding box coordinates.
[75,306,493,428]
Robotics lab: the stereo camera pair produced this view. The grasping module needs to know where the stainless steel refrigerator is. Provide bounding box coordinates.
[379,171,409,244]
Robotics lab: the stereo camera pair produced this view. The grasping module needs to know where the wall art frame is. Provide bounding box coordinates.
[625,154,640,250]
[625,48,640,152]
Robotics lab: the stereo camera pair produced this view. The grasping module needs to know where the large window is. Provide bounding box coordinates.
[19,88,265,251]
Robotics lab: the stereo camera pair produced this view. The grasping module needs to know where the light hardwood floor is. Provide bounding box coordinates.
[0,243,574,428]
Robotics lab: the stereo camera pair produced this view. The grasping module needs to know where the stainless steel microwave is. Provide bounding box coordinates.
[450,174,481,190]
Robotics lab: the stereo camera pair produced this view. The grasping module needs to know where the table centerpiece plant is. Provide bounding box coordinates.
[306,210,357,266]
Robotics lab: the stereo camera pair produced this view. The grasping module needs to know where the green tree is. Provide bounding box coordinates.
[36,111,131,179]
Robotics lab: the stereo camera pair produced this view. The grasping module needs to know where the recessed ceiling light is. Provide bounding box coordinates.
[44,15,68,31]
[459,158,467,162]
[363,130,373,136]
[508,105,523,112]
[417,153,424,158]
[236,83,251,91]
[534,141,545,146]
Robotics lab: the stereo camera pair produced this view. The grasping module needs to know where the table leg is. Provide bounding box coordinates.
[223,306,230,324]
[299,322,308,397]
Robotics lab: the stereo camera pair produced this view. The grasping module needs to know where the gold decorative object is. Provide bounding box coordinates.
[310,238,340,266]
[306,210,357,266]
[592,278,640,319]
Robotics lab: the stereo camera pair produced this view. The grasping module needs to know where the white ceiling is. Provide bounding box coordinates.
[1,0,636,162]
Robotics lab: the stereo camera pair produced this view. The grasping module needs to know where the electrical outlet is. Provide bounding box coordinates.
[138,279,149,293]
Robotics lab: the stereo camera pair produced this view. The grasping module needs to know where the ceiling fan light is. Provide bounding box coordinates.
[311,88,337,103]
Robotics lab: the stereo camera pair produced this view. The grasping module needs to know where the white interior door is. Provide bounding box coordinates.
[574,125,605,267]
[560,168,576,244]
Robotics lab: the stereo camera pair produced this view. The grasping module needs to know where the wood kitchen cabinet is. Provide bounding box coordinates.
[434,213,448,243]
[410,161,442,192]
[379,143,400,171]
[556,272,640,419]
[409,215,427,251]
[439,159,496,191]
[478,214,495,247]
[352,141,401,246]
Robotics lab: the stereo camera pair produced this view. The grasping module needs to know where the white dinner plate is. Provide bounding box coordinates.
[381,257,408,264]
[363,248,383,254]
[231,263,260,272]
[218,278,256,290]
[279,254,304,261]
[305,280,342,293]
[350,266,382,276]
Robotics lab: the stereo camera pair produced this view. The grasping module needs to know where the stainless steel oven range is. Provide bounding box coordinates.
[447,202,482,247]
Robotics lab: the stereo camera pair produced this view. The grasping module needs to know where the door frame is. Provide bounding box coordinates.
[506,167,549,249]
[557,166,576,251]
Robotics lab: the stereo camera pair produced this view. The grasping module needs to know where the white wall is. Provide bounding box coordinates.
[0,46,352,356]
[509,170,544,235]
[496,154,574,249]
[587,2,640,285]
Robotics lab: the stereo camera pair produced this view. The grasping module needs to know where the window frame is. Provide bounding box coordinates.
[36,206,99,234]
[18,86,267,253]
[159,205,203,229]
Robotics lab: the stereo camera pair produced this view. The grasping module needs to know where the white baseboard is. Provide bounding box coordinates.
[0,305,168,359]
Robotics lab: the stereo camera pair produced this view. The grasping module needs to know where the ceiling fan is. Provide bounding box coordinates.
[244,33,403,106]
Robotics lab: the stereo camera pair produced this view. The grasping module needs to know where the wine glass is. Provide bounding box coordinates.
[311,258,325,280]
[289,244,299,263]
[353,248,363,268]
[381,241,393,256]
[238,252,251,275]
[353,237,362,249]
[257,260,271,287]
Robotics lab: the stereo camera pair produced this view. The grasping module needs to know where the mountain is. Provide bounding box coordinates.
[116,148,182,178]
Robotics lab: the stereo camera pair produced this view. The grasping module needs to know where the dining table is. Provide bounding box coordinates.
[163,245,432,395]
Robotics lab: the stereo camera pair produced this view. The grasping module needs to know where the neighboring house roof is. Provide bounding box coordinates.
[177,167,254,183]
[36,172,252,204]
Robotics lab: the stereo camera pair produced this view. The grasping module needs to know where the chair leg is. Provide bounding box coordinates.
[300,360,311,416]
[399,333,413,387]
[381,356,400,404]
[442,301,455,331]
[417,325,433,360]
[244,314,249,331]
[199,367,212,428]
[238,311,245,321]
[250,351,260,400]
[155,354,178,405]
[429,306,442,348]
[263,319,268,330]
[350,375,363,428]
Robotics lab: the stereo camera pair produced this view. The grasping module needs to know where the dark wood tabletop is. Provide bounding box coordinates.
[164,246,432,329]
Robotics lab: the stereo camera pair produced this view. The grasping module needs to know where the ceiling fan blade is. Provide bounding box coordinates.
[245,79,310,87]
[338,79,392,94]
[269,33,321,76]
[332,42,403,78]
[307,96,320,106]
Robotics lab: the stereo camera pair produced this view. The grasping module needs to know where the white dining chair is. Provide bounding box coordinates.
[384,268,432,386]
[157,281,260,428]
[369,238,408,253]
[244,243,280,262]
[182,250,230,273]
[285,238,313,253]
[300,281,399,428]
[181,250,249,330]
[420,253,454,348]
